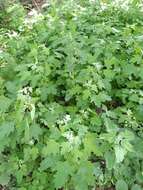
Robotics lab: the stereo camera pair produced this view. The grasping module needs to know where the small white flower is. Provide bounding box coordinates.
[28,9,37,17]
[63,114,71,123]
[30,63,37,70]
[127,109,132,116]
[6,31,19,38]
[63,131,74,143]
[57,119,64,125]
[57,114,71,126]
[24,9,44,28]
[49,107,54,112]
[18,87,32,95]
[29,140,34,146]
[80,110,88,118]
[11,31,18,37]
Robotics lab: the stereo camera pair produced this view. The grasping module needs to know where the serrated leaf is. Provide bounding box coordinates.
[42,140,59,156]
[30,124,42,140]
[39,156,58,171]
[0,96,12,113]
[73,161,94,190]
[0,122,15,140]
[115,145,126,163]
[0,174,10,185]
[104,117,118,132]
[61,142,72,154]
[31,147,39,160]
[84,133,103,157]
[131,184,142,190]
[54,161,73,189]
[116,180,128,190]
[123,64,136,76]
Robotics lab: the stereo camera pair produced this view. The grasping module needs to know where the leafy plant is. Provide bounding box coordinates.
[0,0,143,189]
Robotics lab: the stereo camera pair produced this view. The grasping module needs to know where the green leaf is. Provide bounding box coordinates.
[0,96,12,113]
[61,142,72,154]
[116,180,128,190]
[121,130,134,141]
[100,132,116,143]
[54,161,73,189]
[42,140,59,156]
[39,156,58,171]
[135,105,143,121]
[30,124,42,140]
[1,1,143,189]
[24,118,30,143]
[0,174,10,185]
[123,64,136,76]
[30,104,35,121]
[31,147,39,160]
[0,122,15,140]
[90,114,102,127]
[131,184,142,190]
[83,133,103,157]
[104,117,118,132]
[91,92,111,107]
[115,145,126,163]
[73,161,94,190]
[105,151,115,170]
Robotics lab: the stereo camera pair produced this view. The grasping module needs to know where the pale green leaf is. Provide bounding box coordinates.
[116,180,128,190]
[105,151,115,170]
[115,145,126,163]
[131,184,142,190]
[0,174,10,185]
[24,119,30,143]
[0,122,15,140]
[54,161,73,189]
[42,140,59,156]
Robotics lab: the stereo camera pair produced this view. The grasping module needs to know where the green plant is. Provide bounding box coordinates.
[0,0,143,189]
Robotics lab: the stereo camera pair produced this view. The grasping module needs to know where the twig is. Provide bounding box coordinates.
[32,0,41,11]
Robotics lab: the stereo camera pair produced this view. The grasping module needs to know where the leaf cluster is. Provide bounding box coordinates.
[0,0,143,189]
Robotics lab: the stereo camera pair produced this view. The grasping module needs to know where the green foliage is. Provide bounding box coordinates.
[0,0,143,189]
[116,180,128,190]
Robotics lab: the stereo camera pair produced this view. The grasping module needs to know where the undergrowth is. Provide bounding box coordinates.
[0,0,143,189]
